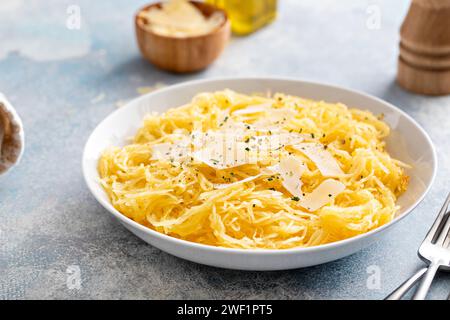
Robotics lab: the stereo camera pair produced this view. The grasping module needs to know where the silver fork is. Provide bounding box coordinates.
[386,192,450,300]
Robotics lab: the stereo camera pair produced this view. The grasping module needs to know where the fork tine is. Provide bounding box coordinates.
[444,229,450,248]
[423,192,450,244]
[435,210,450,246]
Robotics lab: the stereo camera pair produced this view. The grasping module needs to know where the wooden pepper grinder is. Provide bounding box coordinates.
[397,0,450,95]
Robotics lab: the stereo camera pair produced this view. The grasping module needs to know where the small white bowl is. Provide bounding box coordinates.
[82,78,437,271]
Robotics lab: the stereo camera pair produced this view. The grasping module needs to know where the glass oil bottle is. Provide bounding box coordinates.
[206,0,277,35]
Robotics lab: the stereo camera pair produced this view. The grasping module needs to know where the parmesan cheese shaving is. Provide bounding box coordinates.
[299,179,346,212]
[268,156,306,197]
[232,102,297,131]
[189,130,305,169]
[213,155,307,193]
[232,103,273,115]
[193,141,252,169]
[244,133,304,156]
[150,139,190,162]
[293,142,344,177]
[150,143,172,160]
[252,108,297,129]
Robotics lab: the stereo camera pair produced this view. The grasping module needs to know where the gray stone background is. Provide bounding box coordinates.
[0,0,449,300]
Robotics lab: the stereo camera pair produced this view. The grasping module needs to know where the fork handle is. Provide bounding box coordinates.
[412,262,440,300]
[385,267,428,300]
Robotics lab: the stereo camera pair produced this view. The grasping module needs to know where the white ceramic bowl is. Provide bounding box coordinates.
[82,78,437,271]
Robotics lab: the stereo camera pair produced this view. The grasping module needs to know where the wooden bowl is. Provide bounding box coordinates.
[135,1,231,73]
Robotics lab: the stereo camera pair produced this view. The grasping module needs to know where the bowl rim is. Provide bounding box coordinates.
[135,1,230,41]
[82,76,437,256]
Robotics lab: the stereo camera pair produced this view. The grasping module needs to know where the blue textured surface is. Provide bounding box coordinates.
[1,0,449,299]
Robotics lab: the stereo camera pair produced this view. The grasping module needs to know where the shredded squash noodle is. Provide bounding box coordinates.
[98,90,409,249]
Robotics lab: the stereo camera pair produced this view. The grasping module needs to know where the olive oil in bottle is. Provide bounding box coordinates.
[206,0,277,35]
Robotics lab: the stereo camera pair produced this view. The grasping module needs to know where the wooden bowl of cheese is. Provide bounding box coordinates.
[135,0,231,73]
